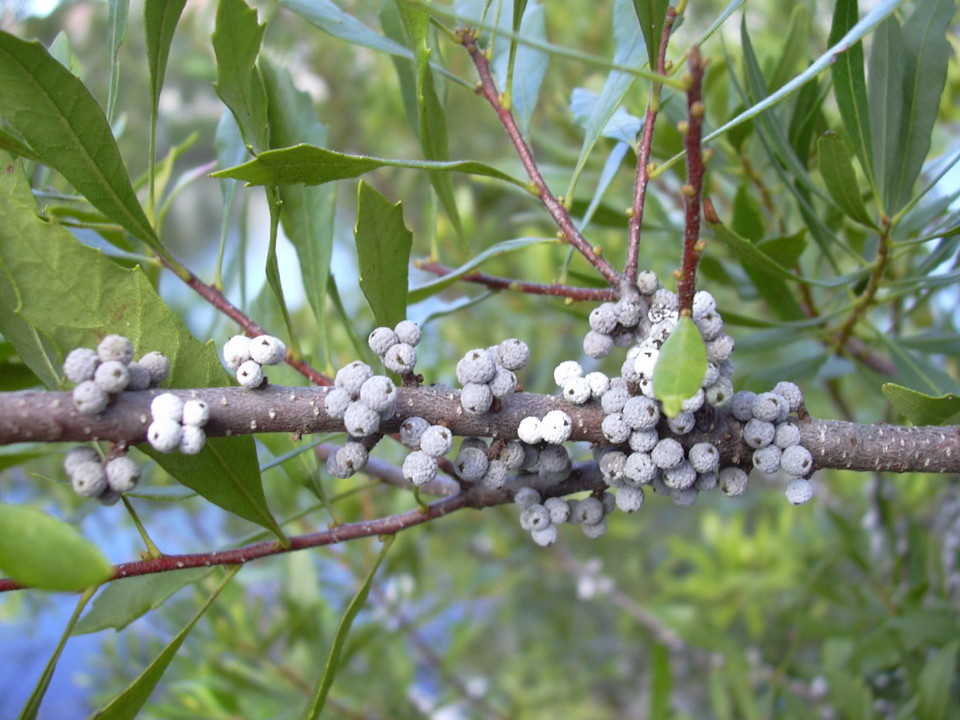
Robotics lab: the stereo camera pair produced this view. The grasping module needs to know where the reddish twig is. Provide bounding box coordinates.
[458,30,621,287]
[415,260,617,301]
[676,46,707,314]
[158,255,332,386]
[625,7,678,284]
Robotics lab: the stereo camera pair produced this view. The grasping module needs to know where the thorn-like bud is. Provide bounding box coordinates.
[625,207,635,218]
[690,101,706,118]
[664,60,674,73]
[677,120,690,134]
[672,269,682,280]
[646,162,658,174]
[556,231,567,242]
[703,148,714,163]
[681,184,697,197]
[695,240,707,253]
[592,245,603,256]
[703,197,720,223]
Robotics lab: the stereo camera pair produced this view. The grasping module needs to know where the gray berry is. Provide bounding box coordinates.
[71,461,107,497]
[743,418,776,449]
[73,380,110,415]
[496,338,530,371]
[589,303,619,334]
[651,438,684,470]
[616,486,646,513]
[64,446,100,475]
[343,402,381,437]
[489,367,518,398]
[383,343,417,374]
[624,451,657,485]
[394,320,421,347]
[520,504,552,531]
[138,351,170,386]
[460,382,494,415]
[359,375,398,414]
[335,361,374,399]
[63,347,99,384]
[601,413,631,444]
[368,327,399,356]
[731,391,757,422]
[752,392,788,423]
[125,362,152,391]
[93,360,130,393]
[544,497,570,524]
[482,459,510,488]
[514,486,541,509]
[628,429,660,453]
[781,445,813,477]
[399,416,430,448]
[402,450,438,486]
[752,444,782,474]
[663,460,696,490]
[456,348,497,385]
[105,456,141,492]
[773,381,803,412]
[688,443,719,474]
[97,334,134,364]
[531,524,559,547]
[719,466,749,497]
[324,387,352,419]
[454,447,489,480]
[420,425,453,458]
[774,423,802,449]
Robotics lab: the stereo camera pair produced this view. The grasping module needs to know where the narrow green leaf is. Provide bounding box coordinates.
[0,504,112,591]
[492,2,548,136]
[748,233,808,321]
[828,0,875,186]
[769,5,811,92]
[0,186,284,540]
[649,642,673,718]
[89,567,240,720]
[707,214,857,288]
[260,59,336,361]
[877,332,958,396]
[917,640,958,720]
[818,131,877,228]
[632,0,669,70]
[212,143,525,188]
[0,451,44,472]
[212,0,268,152]
[567,0,645,198]
[17,587,95,720]
[881,384,960,426]
[408,236,557,304]
[304,536,395,719]
[74,568,212,635]
[355,182,412,329]
[281,0,413,61]
[653,316,707,418]
[396,2,464,242]
[0,126,40,161]
[105,0,129,122]
[868,16,904,216]
[0,30,158,247]
[144,0,186,119]
[888,0,954,216]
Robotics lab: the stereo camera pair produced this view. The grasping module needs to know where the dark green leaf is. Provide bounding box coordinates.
[887,0,953,216]
[395,2,464,242]
[89,567,239,720]
[212,143,524,188]
[74,568,212,635]
[917,640,958,720]
[0,186,284,539]
[828,0,875,185]
[408,236,556,304]
[770,5,811,92]
[878,333,958,397]
[212,0,268,152]
[632,0,669,70]
[649,642,673,718]
[303,536,394,719]
[260,59,336,361]
[868,16,904,216]
[144,0,186,119]
[881,384,960,426]
[818,131,877,228]
[0,504,112,591]
[653,316,707,417]
[0,31,157,247]
[355,182,412,329]
[0,126,39,161]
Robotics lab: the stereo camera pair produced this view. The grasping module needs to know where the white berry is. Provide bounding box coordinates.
[517,416,543,445]
[138,351,170,386]
[105,456,141,492]
[616,485,646,513]
[97,334,134,364]
[151,393,184,422]
[222,335,252,371]
[343,402,380,437]
[249,335,286,365]
[147,418,182,453]
[420,425,453,458]
[553,360,583,387]
[71,461,107,497]
[540,410,573,444]
[520,504,551,531]
[402,450,438,486]
[324,387,352,419]
[73,380,110,415]
[182,400,210,427]
[651,438,684,470]
[335,361,374,399]
[781,445,814,477]
[63,347,99,383]
[394,320,421,347]
[531,524,558,547]
[544,497,570,524]
[495,338,530,371]
[456,348,497,385]
[359,375,398,414]
[64,446,99,476]
[368,327,399,356]
[488,366,518,398]
[785,477,813,505]
[460,382,493,415]
[383,342,417,374]
[93,360,130,393]
[236,360,264,389]
[562,376,592,405]
[752,444,782,474]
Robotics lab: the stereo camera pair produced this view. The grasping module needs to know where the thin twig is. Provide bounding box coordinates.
[459,30,621,287]
[415,260,617,301]
[625,7,678,284]
[832,222,892,353]
[158,255,332,386]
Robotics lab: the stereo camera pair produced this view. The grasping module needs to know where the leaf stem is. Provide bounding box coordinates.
[832,222,893,353]
[122,496,163,560]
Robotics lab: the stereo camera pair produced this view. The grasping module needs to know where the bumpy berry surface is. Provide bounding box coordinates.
[553,360,583,387]
[151,393,184,422]
[773,381,804,412]
[517,416,543,445]
[343,402,381,437]
[399,416,430,448]
[335,361,374,398]
[460,382,494,415]
[540,410,573,444]
[105,456,141,493]
[64,446,100,475]
[531,524,559,547]
[182,400,210,428]
[616,485,646,513]
[520,505,551,531]
[147,418,182,453]
[663,461,696,490]
[63,347,100,384]
[752,445,782,474]
[368,327,399,356]
[544,497,570,524]
[138,351,170,386]
[651,438,684,470]
[71,461,108,497]
[719,467,749,497]
[482,459,510,488]
[495,338,530,371]
[402,450,438,486]
[513,486,541,509]
[249,335,287,365]
[785,478,813,505]
[601,413,630,444]
[688,443,720,474]
[781,445,814,477]
[179,425,206,455]
[97,334,134,364]
[752,392,788,423]
[456,349,497,385]
[236,360,264,389]
[73,380,110,415]
[454,447,489,480]
[383,343,417,374]
[489,367,517,398]
[324,387,352,419]
[93,360,130,393]
[774,423,802,449]
[589,303,618,334]
[743,418,776,449]
[359,375,398,414]
[420,425,453,458]
[624,451,656,485]
[223,335,252,371]
[394,320,422,347]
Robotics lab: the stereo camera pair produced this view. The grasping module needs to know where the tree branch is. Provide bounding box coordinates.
[459,30,621,286]
[676,46,706,314]
[414,260,617,301]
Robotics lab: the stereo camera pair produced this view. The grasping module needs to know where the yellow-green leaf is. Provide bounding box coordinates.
[653,316,707,418]
[0,504,112,591]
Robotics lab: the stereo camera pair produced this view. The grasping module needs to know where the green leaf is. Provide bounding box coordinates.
[0,451,44,472]
[0,126,40,162]
[653,316,707,418]
[0,30,158,247]
[303,536,394,719]
[408,236,556,304]
[917,640,958,720]
[707,213,857,288]
[818,131,877,228]
[354,182,412,329]
[18,587,95,720]
[74,568,212,635]
[567,0,645,198]
[868,15,904,216]
[0,186,284,540]
[649,642,673,718]
[887,0,954,216]
[828,0,875,187]
[281,0,412,61]
[0,504,112,591]
[260,59,336,362]
[211,143,525,188]
[395,2,464,243]
[144,0,186,120]
[105,0,129,122]
[212,0,268,152]
[493,2,548,136]
[89,567,239,720]
[881,384,960,426]
[769,5,811,92]
[632,0,669,71]
[877,332,959,396]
